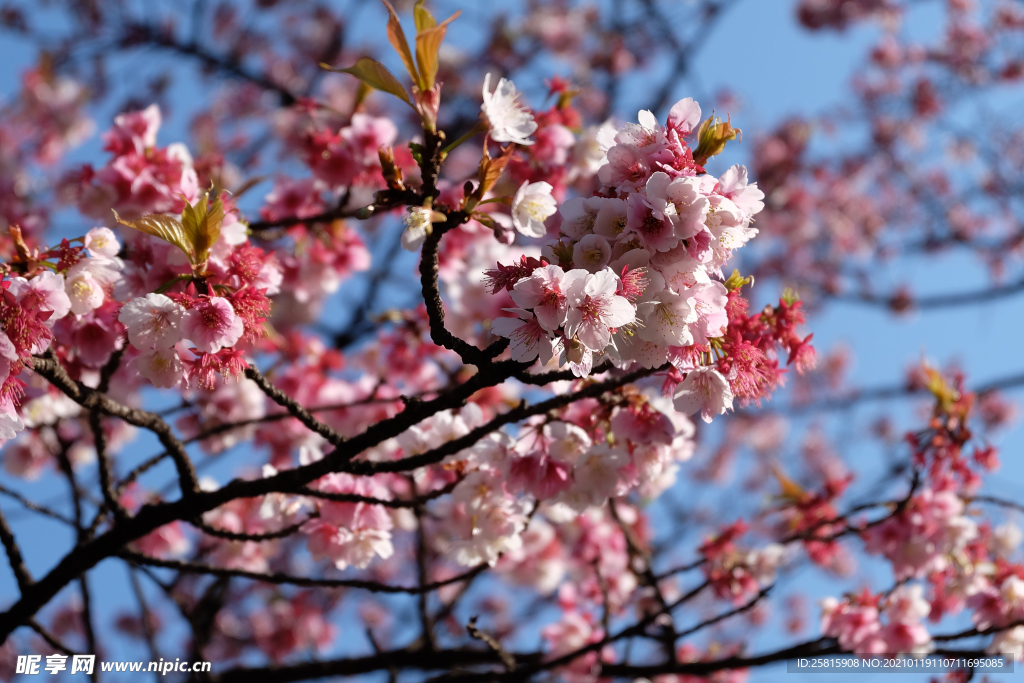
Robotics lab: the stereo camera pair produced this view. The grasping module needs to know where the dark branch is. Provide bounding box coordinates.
[31,355,201,497]
[121,550,489,594]
[0,507,32,592]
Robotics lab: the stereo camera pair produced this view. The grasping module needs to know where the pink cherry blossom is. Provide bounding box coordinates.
[624,193,678,252]
[673,366,735,423]
[103,104,161,155]
[182,296,244,353]
[863,488,978,580]
[571,234,612,273]
[491,309,559,364]
[64,257,120,315]
[0,394,24,441]
[598,144,650,190]
[716,164,765,218]
[9,271,71,324]
[666,96,702,137]
[510,264,573,331]
[564,269,635,352]
[119,293,184,349]
[645,171,709,240]
[135,347,185,388]
[83,226,120,258]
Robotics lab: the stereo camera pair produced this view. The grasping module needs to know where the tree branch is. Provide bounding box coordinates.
[123,22,299,106]
[188,514,316,543]
[245,366,348,447]
[120,550,490,594]
[31,355,201,497]
[0,507,32,592]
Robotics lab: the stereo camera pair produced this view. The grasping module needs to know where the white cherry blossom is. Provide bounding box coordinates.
[511,181,557,237]
[481,73,537,145]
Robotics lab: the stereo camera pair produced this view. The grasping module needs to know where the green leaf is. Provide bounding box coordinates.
[413,0,436,31]
[181,191,224,268]
[414,11,459,90]
[180,194,205,254]
[112,210,192,262]
[325,57,411,105]
[408,141,425,165]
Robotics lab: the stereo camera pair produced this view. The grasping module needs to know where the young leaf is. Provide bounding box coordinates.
[408,141,425,165]
[112,210,192,262]
[353,81,372,111]
[414,11,459,90]
[326,57,411,105]
[413,0,436,32]
[771,465,806,502]
[477,143,515,197]
[380,0,421,89]
[180,192,207,255]
[181,192,224,268]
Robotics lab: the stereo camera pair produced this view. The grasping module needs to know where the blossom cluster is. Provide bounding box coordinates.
[700,520,785,605]
[300,112,403,204]
[812,372,1024,662]
[821,585,933,655]
[66,105,199,218]
[398,384,697,570]
[863,486,978,580]
[0,106,318,444]
[0,227,127,437]
[481,93,806,425]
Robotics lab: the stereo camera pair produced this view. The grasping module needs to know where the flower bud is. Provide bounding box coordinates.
[693,112,741,166]
[413,84,442,134]
[378,145,405,190]
[724,268,754,291]
[492,222,515,245]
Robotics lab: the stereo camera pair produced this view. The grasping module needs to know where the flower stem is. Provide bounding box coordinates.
[441,121,486,155]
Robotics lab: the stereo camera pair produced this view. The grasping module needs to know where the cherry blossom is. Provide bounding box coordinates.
[181,296,244,353]
[134,347,186,389]
[481,73,538,145]
[509,264,573,331]
[863,487,978,580]
[511,181,558,237]
[672,366,735,423]
[401,206,435,251]
[118,293,185,350]
[491,309,559,364]
[83,226,120,258]
[564,269,635,352]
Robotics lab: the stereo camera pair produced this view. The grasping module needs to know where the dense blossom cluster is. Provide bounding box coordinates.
[821,585,933,655]
[481,96,799,428]
[863,487,978,580]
